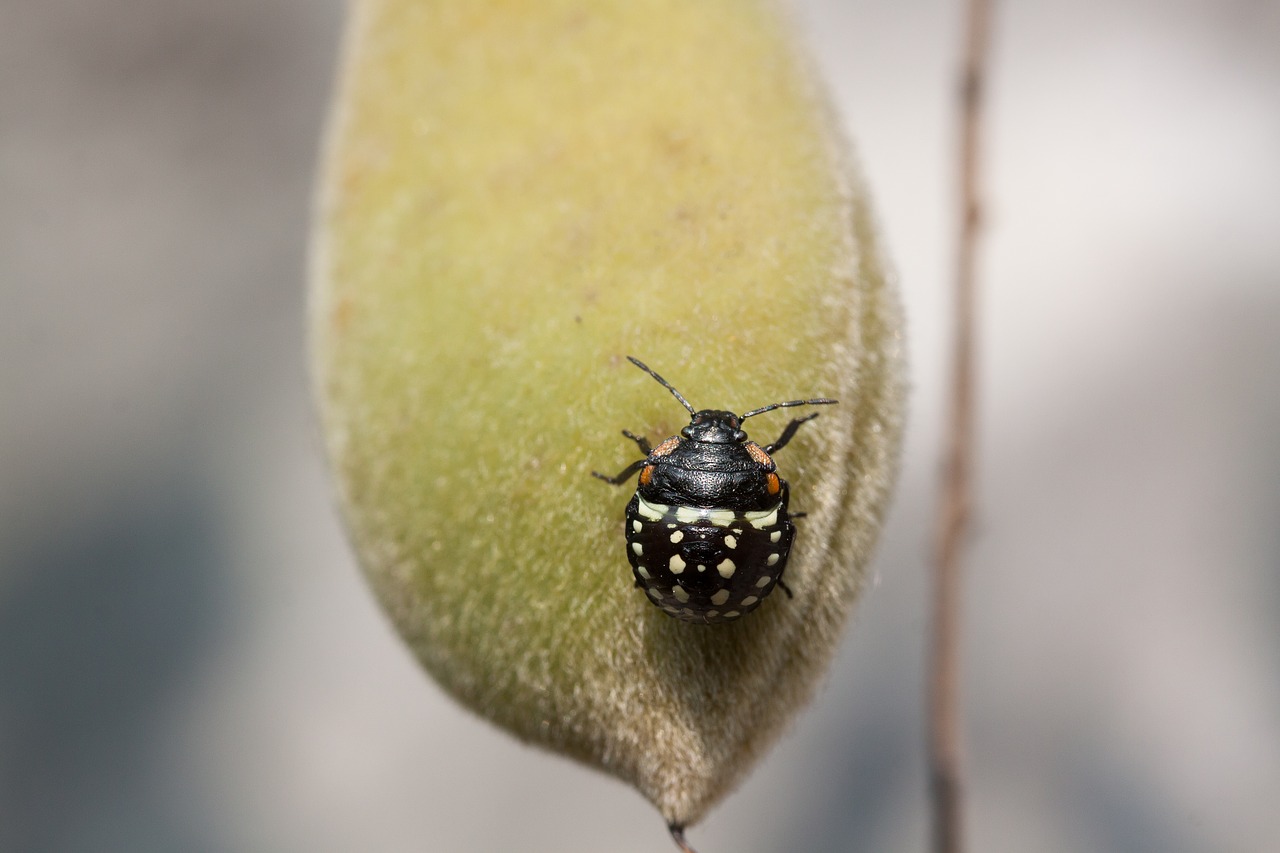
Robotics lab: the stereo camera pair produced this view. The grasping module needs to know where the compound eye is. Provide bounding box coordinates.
[732,430,747,442]
[680,425,694,438]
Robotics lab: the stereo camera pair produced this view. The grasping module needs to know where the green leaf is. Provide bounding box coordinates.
[311,0,904,828]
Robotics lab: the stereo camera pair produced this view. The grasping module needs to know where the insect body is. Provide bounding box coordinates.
[593,357,835,624]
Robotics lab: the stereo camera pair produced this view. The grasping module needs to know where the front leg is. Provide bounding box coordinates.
[765,413,821,454]
[622,429,652,455]
[591,458,647,485]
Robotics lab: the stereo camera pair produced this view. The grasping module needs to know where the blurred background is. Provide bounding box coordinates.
[3,0,1278,850]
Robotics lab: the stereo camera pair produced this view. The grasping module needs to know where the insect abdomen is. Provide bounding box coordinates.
[624,493,793,624]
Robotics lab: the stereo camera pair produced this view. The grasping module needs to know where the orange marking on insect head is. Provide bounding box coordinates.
[746,442,773,467]
[639,465,655,486]
[652,437,680,457]
[766,472,781,495]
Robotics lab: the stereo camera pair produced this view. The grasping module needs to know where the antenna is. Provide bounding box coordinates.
[740,397,838,419]
[627,356,697,416]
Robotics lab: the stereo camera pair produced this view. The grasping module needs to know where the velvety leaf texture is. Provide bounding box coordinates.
[311,0,905,828]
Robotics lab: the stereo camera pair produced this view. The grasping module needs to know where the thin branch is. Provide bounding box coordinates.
[931,0,993,852]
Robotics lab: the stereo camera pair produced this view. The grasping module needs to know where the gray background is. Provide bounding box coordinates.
[3,0,1278,850]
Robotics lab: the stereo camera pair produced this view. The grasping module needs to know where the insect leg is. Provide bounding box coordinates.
[764,413,821,454]
[591,459,647,485]
[621,429,652,455]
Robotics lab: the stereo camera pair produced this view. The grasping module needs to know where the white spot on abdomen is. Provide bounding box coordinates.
[747,506,780,530]
[766,553,780,566]
[672,585,689,603]
[675,505,701,524]
[716,558,736,578]
[706,509,735,527]
[632,542,643,556]
[636,496,667,521]
[711,589,730,606]
[669,530,684,544]
[669,554,686,574]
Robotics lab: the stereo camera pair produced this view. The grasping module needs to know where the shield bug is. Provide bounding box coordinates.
[593,357,835,624]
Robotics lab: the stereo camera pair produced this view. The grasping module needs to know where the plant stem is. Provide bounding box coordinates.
[669,824,698,853]
[931,0,993,852]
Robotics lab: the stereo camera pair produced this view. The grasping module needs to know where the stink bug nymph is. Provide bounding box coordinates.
[593,356,835,624]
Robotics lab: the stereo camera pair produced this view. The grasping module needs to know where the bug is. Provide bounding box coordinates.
[592,356,836,624]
